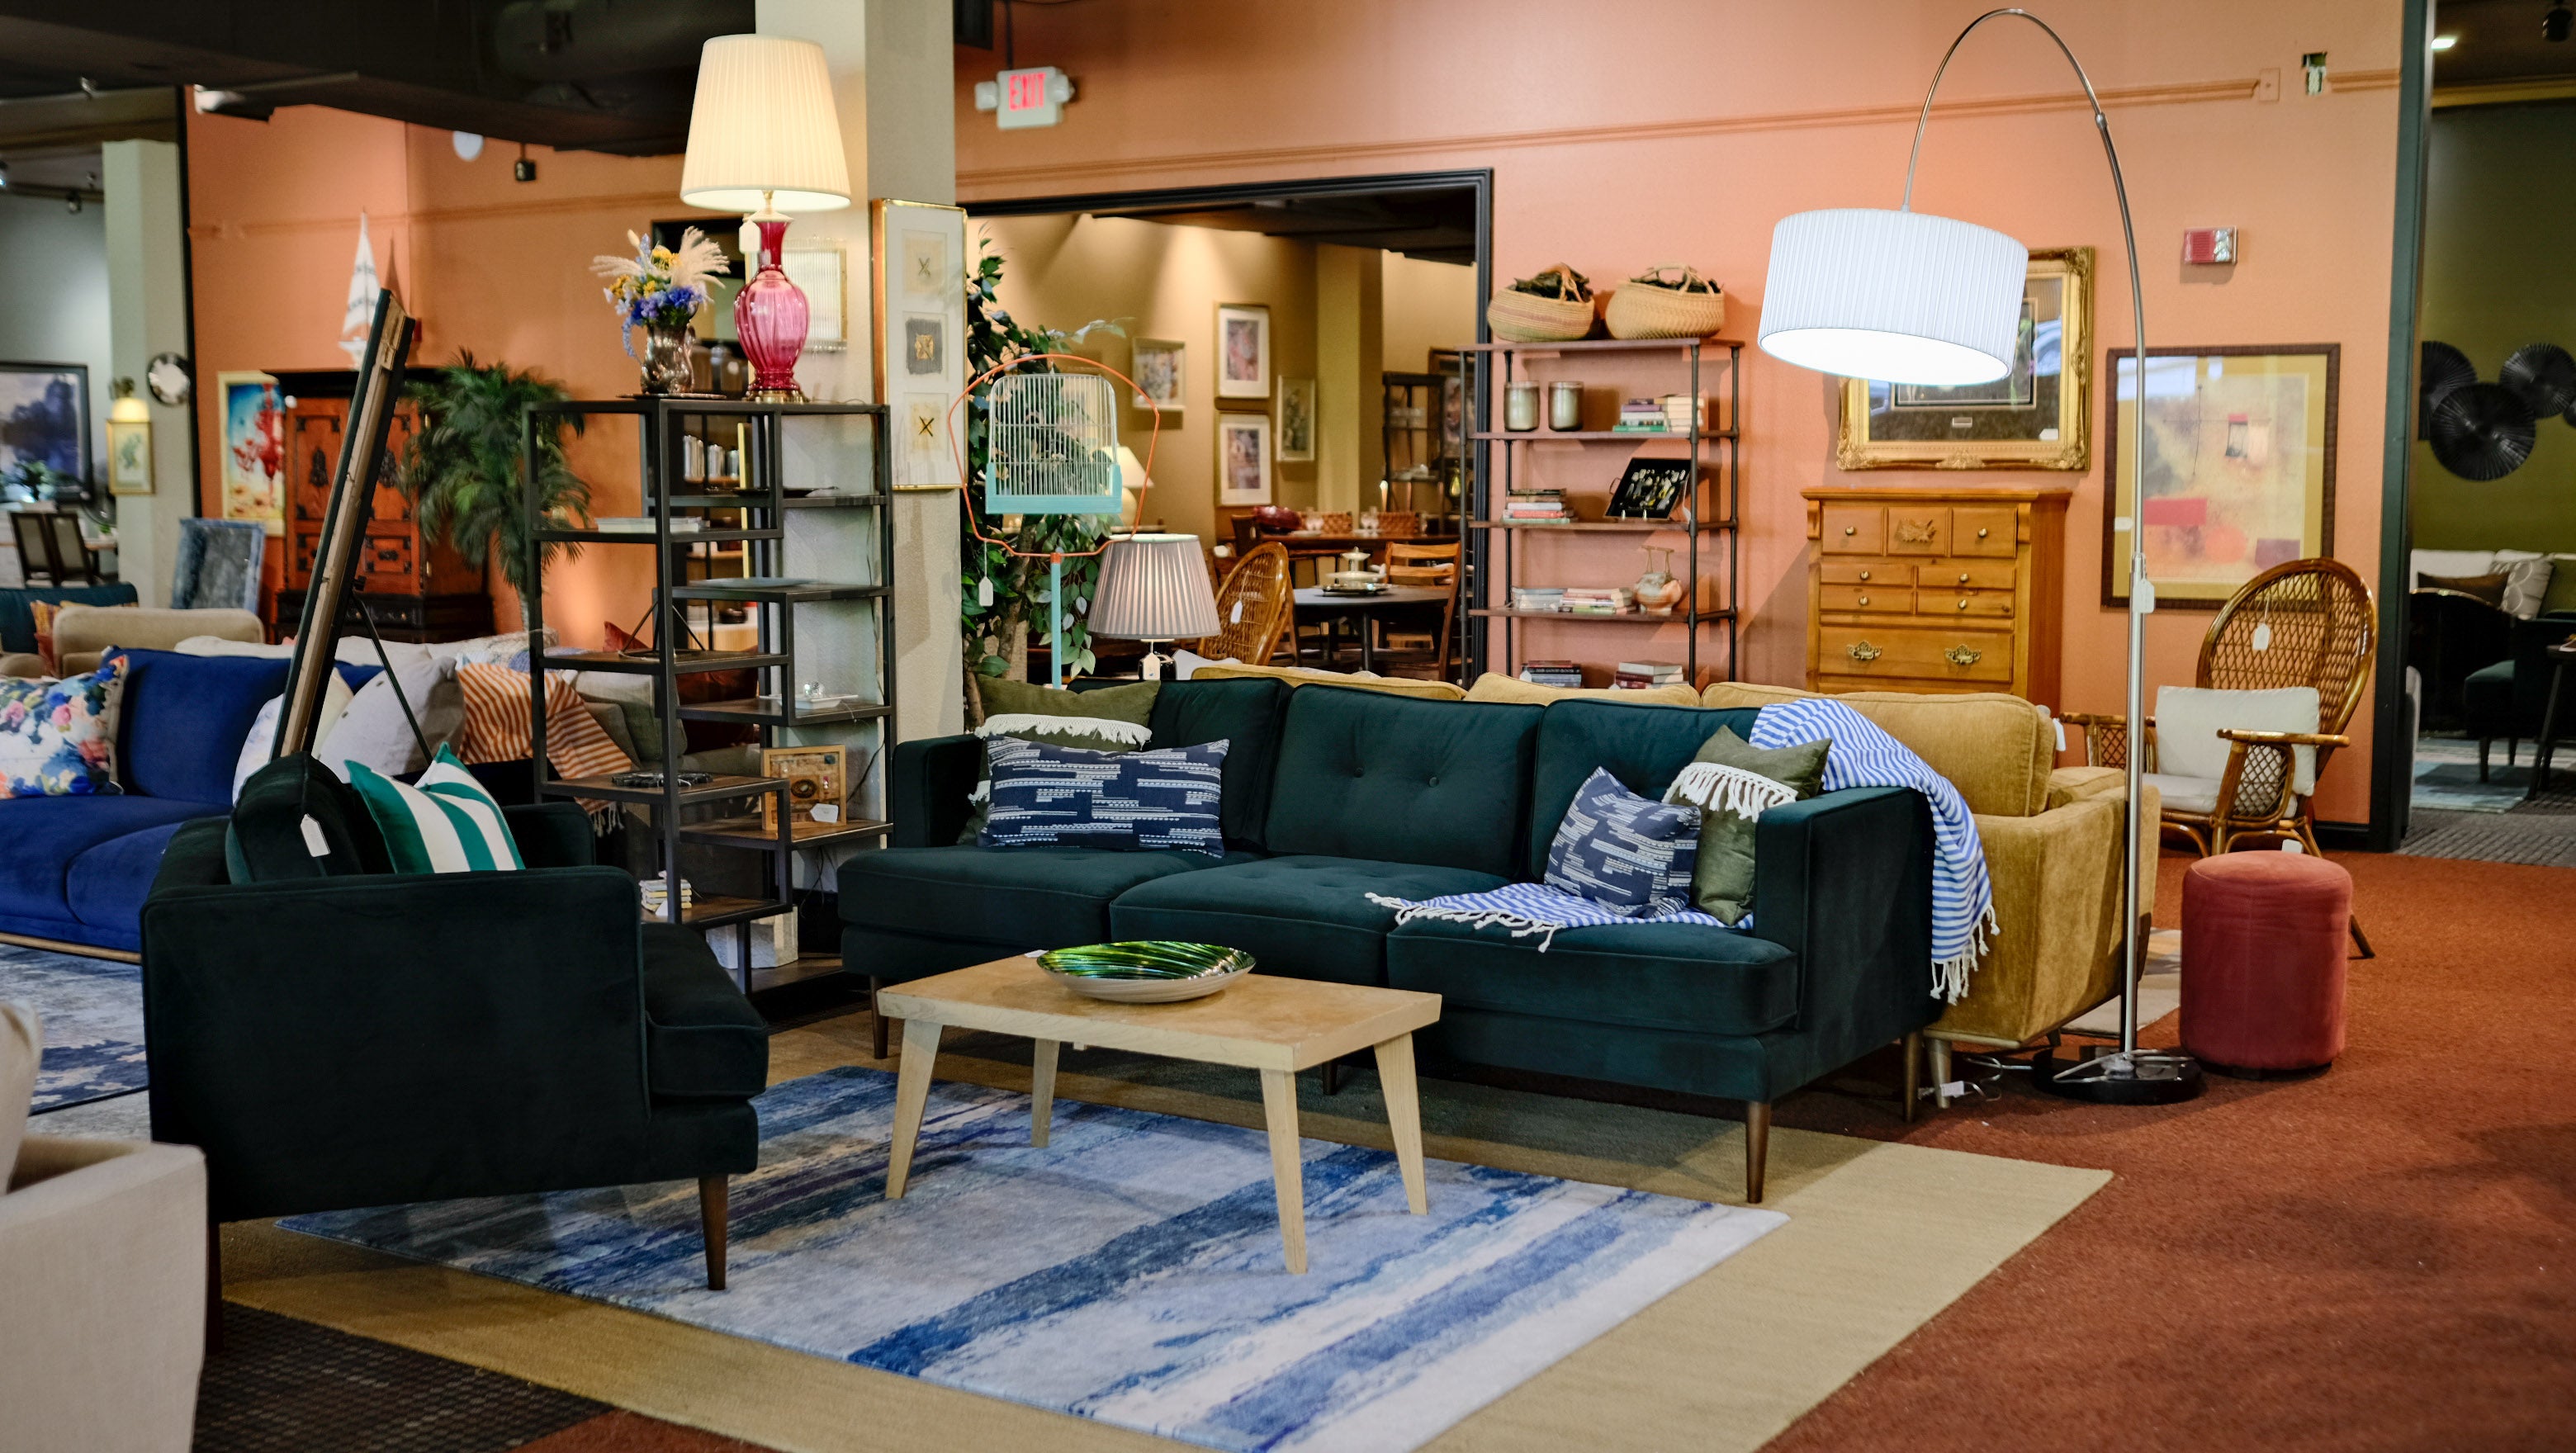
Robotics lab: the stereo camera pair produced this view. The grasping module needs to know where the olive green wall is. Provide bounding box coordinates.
[2415,100,2576,551]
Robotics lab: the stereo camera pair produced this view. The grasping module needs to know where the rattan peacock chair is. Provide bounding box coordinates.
[2062,556,2377,952]
[1191,540,1296,665]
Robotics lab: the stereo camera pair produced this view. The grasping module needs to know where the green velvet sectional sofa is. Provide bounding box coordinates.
[840,679,1939,1200]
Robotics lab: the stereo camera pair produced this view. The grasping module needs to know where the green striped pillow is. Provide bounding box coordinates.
[347,745,524,873]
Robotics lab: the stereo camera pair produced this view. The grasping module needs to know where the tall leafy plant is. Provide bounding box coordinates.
[960,237,1125,690]
[397,353,593,622]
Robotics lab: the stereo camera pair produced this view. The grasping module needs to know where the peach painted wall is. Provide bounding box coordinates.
[954,0,2404,825]
[185,106,733,649]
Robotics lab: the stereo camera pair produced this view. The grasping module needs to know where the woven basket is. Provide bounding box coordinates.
[1604,264,1726,339]
[1488,264,1595,343]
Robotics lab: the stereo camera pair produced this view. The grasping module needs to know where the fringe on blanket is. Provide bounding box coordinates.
[1661,761,1798,819]
[1934,902,2001,1003]
[1364,893,1570,951]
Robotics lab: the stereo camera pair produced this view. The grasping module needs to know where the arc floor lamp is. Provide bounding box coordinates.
[1759,7,2201,1105]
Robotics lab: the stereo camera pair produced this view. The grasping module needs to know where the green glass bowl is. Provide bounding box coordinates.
[1038,941,1255,1003]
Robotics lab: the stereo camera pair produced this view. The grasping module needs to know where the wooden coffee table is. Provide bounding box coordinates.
[875,958,1442,1273]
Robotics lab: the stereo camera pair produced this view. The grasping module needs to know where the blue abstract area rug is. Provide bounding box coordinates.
[283,1065,1785,1453]
[0,943,147,1112]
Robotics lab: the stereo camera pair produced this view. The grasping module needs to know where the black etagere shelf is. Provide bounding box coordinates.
[521,397,893,984]
[1453,338,1742,685]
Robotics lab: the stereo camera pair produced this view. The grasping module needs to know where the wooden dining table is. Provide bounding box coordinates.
[1292,585,1454,674]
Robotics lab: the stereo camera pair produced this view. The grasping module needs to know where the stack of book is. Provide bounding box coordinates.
[1500,490,1572,525]
[1560,586,1635,615]
[1509,586,1566,613]
[638,873,698,917]
[1519,660,1584,689]
[1612,399,1670,433]
[1612,660,1687,691]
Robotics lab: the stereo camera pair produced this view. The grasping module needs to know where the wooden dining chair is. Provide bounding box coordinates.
[1376,541,1460,679]
[9,510,102,586]
[1191,540,1296,666]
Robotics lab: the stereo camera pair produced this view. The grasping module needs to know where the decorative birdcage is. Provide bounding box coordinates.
[982,370,1124,515]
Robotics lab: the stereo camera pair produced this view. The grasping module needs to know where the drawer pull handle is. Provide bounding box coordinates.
[1843,525,1857,537]
[1945,645,1983,667]
[1846,641,1882,663]
[1958,599,1971,611]
[1858,594,1870,606]
[1859,570,1871,580]
[1977,527,1991,539]
[1958,572,1970,584]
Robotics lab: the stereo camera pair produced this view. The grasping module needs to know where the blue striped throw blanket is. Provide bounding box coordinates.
[1366,697,1996,1001]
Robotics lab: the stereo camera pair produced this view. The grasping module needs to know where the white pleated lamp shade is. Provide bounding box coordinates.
[1757,209,2028,385]
[680,35,853,214]
[1091,533,1220,641]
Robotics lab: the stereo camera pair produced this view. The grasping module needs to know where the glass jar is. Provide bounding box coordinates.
[1504,381,1541,432]
[1549,381,1584,431]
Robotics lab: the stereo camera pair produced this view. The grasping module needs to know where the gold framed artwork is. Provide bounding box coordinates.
[1837,246,2093,471]
[2102,344,2338,610]
[1276,377,1316,461]
[1131,337,1183,414]
[1216,411,1272,505]
[107,419,154,495]
[760,744,849,834]
[1215,302,1270,400]
[870,199,968,491]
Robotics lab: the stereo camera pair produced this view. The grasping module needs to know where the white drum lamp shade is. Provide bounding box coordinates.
[680,35,853,214]
[1757,209,2029,385]
[1091,533,1220,642]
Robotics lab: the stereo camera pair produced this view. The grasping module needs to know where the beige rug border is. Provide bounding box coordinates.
[223,1037,2109,1453]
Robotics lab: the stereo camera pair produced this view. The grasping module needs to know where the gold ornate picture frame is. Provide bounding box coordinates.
[1836,246,2093,471]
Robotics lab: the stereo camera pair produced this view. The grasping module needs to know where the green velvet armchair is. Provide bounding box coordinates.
[140,793,769,1292]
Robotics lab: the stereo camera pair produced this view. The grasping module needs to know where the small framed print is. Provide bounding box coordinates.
[1215,303,1270,400]
[1608,456,1693,520]
[107,419,154,495]
[782,244,846,350]
[872,199,968,490]
[1132,337,1183,414]
[1216,411,1272,505]
[760,744,848,834]
[1276,377,1316,461]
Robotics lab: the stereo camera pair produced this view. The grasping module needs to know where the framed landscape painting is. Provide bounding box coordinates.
[2102,344,2337,608]
[1838,247,2092,471]
[0,362,90,490]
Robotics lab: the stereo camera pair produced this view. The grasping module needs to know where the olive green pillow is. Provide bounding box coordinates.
[961,677,1163,842]
[1660,727,1830,925]
[2541,555,2576,618]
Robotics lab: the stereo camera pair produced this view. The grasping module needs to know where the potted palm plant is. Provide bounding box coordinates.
[396,353,593,627]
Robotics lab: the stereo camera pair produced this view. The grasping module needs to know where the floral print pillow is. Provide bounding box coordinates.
[0,656,126,797]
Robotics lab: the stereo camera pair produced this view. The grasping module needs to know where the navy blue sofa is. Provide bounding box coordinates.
[0,648,377,953]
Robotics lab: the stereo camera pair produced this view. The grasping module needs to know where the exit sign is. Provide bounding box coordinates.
[974,66,1074,130]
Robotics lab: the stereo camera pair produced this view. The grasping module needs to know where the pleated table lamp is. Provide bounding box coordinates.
[1091,533,1220,681]
[680,34,852,400]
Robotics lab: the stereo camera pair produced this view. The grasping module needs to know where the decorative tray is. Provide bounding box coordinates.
[1037,941,1254,1003]
[1319,583,1390,595]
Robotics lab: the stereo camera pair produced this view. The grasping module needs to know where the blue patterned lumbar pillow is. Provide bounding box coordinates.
[1543,766,1702,916]
[980,735,1229,854]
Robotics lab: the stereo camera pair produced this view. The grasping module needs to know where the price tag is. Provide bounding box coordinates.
[810,803,840,824]
[1230,599,1244,623]
[300,815,330,858]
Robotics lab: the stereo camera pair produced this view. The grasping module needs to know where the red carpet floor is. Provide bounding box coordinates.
[1768,850,2576,1453]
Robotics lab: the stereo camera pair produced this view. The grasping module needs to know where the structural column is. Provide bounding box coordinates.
[102,139,192,605]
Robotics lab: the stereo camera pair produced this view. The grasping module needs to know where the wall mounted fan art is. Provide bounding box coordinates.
[2421,340,2576,480]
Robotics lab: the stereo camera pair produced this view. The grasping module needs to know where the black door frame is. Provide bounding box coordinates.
[2364,0,2436,852]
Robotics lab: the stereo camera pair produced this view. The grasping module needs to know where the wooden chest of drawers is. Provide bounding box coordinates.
[1803,486,2070,707]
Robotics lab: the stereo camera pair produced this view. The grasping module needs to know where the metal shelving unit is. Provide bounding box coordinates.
[1455,338,1742,684]
[523,397,893,983]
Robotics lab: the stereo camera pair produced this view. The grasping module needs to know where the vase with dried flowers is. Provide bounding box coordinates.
[591,228,729,395]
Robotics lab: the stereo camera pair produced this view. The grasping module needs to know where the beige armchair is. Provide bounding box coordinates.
[1704,684,2152,1111]
[2,603,264,679]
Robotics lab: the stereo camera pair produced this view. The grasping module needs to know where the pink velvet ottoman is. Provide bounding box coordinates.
[2180,851,2351,1077]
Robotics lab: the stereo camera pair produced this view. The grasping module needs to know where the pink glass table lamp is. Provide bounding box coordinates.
[680,35,853,400]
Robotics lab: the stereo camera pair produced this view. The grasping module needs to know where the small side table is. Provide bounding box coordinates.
[2527,641,2576,802]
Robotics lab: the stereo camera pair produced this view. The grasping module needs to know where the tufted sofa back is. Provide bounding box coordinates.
[1262,686,1540,878]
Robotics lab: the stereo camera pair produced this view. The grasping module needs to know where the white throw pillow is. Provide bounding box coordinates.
[2410,549,2498,588]
[1170,648,1243,681]
[231,672,356,801]
[2488,553,2555,618]
[0,1001,35,1193]
[319,658,465,780]
[2155,685,2321,797]
[176,635,295,659]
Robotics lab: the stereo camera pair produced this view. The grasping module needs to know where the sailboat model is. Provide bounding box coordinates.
[338,213,381,367]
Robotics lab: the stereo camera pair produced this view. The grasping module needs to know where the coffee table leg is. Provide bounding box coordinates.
[1373,1033,1429,1214]
[1258,1067,1308,1274]
[885,1019,943,1200]
[1030,1039,1059,1148]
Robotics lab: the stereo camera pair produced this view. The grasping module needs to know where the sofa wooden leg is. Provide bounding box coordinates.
[869,976,888,1061]
[2479,738,2492,781]
[1320,1057,1342,1096]
[1901,1032,1921,1124]
[699,1176,729,1290]
[1743,1101,1771,1205]
[1928,1037,1954,1110]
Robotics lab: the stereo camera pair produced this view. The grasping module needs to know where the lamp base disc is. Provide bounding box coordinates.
[2032,1048,2206,1105]
[746,387,807,403]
